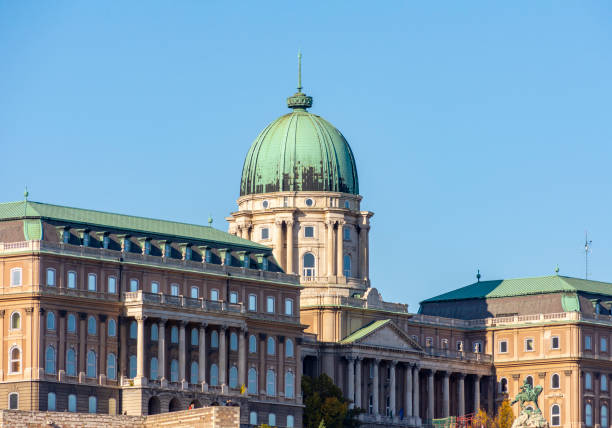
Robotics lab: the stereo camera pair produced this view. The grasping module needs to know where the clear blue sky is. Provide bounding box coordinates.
[1,2,611,310]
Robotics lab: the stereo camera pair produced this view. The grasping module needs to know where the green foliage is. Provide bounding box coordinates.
[302,374,363,428]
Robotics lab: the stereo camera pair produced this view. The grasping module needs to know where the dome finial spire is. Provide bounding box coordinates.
[287,51,313,110]
[297,49,302,93]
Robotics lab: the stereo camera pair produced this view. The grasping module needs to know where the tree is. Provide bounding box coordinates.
[302,374,363,428]
[473,408,494,428]
[495,399,515,428]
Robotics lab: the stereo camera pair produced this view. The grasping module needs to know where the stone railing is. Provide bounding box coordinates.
[410,311,583,329]
[423,347,493,363]
[123,291,243,314]
[0,240,299,286]
[300,294,408,313]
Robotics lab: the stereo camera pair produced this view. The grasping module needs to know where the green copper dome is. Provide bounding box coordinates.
[240,90,359,196]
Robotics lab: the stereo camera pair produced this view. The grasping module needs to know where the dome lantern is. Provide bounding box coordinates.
[286,51,313,111]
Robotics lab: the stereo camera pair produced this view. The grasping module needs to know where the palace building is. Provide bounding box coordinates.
[0,61,610,428]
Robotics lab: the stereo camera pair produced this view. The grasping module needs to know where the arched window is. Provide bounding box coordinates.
[130,321,137,339]
[46,269,56,286]
[151,324,158,341]
[66,348,76,376]
[525,375,533,387]
[47,392,56,411]
[266,369,276,396]
[248,368,257,394]
[190,361,198,384]
[47,312,55,331]
[210,364,219,386]
[170,359,178,382]
[602,405,608,428]
[286,339,294,358]
[267,337,275,355]
[210,289,219,301]
[129,355,137,379]
[10,312,20,330]
[171,326,178,343]
[343,254,351,277]
[249,411,258,425]
[229,366,238,388]
[68,394,76,412]
[500,378,508,393]
[287,415,295,427]
[602,375,609,392]
[86,350,96,378]
[303,253,315,277]
[586,372,593,390]
[269,413,276,426]
[87,316,96,335]
[551,404,561,426]
[230,332,238,351]
[191,328,198,346]
[249,335,257,353]
[551,373,560,389]
[88,396,97,413]
[150,357,158,380]
[285,371,294,398]
[45,346,56,374]
[88,273,96,292]
[8,392,18,410]
[211,330,219,348]
[108,319,116,337]
[67,314,76,333]
[107,353,117,380]
[586,403,593,427]
[9,347,21,373]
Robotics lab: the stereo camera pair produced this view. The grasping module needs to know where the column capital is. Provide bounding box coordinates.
[325,219,336,226]
[178,320,187,327]
[200,322,208,329]
[443,371,451,378]
[337,220,346,226]
[220,324,228,332]
[457,372,466,379]
[285,219,294,227]
[0,309,5,317]
[240,325,248,333]
[135,315,147,322]
[374,358,381,365]
[274,219,284,226]
[159,318,168,326]
[390,360,398,367]
[346,355,356,362]
[38,307,45,314]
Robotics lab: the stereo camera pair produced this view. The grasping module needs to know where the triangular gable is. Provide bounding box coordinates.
[340,320,423,352]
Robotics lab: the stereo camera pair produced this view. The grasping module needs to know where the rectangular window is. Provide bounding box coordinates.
[499,340,508,353]
[170,284,179,296]
[129,279,139,292]
[261,228,269,240]
[586,335,592,350]
[525,338,534,352]
[285,298,293,316]
[87,274,96,291]
[82,234,90,247]
[456,340,463,351]
[8,393,18,410]
[425,337,433,347]
[205,249,212,263]
[304,226,314,238]
[190,286,199,299]
[474,342,482,353]
[262,257,269,271]
[67,271,77,289]
[144,240,151,255]
[243,255,250,268]
[107,276,117,294]
[230,291,238,304]
[150,281,159,293]
[210,289,219,301]
[248,294,257,311]
[602,337,608,352]
[185,247,192,260]
[267,296,275,313]
[10,268,22,286]
[103,235,110,249]
[62,230,70,244]
[551,336,560,350]
[225,252,232,266]
[46,269,56,287]
[343,228,350,241]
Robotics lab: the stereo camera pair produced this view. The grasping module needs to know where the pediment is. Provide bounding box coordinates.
[343,320,423,352]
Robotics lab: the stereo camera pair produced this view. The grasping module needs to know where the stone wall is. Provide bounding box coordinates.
[0,406,239,428]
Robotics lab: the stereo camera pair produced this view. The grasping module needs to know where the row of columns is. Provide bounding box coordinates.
[345,357,482,422]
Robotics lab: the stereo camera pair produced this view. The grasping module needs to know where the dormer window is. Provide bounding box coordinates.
[225,251,232,266]
[82,233,90,247]
[103,235,110,249]
[262,257,269,271]
[164,243,172,258]
[62,230,70,244]
[242,254,250,268]
[122,238,131,252]
[185,247,192,261]
[144,240,151,255]
[205,248,212,263]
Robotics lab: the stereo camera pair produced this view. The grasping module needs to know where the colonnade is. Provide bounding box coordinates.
[345,357,483,424]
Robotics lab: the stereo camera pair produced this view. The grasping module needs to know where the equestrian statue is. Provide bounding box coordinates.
[511,379,544,413]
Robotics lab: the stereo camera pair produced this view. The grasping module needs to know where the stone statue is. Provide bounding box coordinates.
[510,379,549,428]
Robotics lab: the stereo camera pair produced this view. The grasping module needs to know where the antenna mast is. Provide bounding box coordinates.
[584,232,592,279]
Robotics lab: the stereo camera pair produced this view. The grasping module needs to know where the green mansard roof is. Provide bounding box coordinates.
[0,200,268,250]
[421,275,612,303]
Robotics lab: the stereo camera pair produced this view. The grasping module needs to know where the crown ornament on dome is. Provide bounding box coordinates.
[287,50,313,110]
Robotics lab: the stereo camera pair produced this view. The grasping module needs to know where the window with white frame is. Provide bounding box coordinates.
[210,289,219,301]
[9,346,21,373]
[46,268,56,286]
[552,336,560,350]
[230,291,238,304]
[88,396,97,413]
[586,403,593,427]
[170,283,179,296]
[303,253,315,277]
[551,373,560,389]
[261,228,269,240]
[10,312,21,330]
[586,372,593,390]
[108,318,116,337]
[88,273,97,291]
[249,411,258,425]
[285,298,293,315]
[190,286,199,299]
[248,368,257,394]
[551,404,561,426]
[602,337,608,352]
[67,314,76,333]
[108,276,117,293]
[304,226,314,238]
[129,279,139,292]
[266,296,275,313]
[286,338,294,357]
[150,281,159,293]
[10,268,22,286]
[211,330,219,348]
[585,335,592,350]
[68,394,76,412]
[285,371,295,398]
[249,335,257,353]
[525,338,534,352]
[67,271,76,289]
[266,369,276,396]
[499,340,508,353]
[602,374,609,392]
[47,392,56,411]
[47,312,55,331]
[602,405,609,428]
[248,294,257,311]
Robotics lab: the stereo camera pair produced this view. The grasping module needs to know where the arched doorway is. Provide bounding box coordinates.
[148,396,160,415]
[169,397,181,412]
